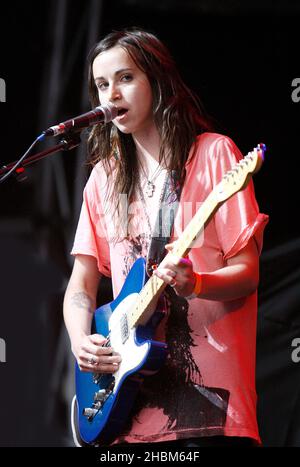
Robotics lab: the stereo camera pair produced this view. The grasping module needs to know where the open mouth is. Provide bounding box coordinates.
[117,108,128,117]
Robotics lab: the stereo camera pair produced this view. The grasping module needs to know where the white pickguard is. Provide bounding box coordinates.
[108,293,150,394]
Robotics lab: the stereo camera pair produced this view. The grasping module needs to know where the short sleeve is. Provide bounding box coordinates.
[209,136,269,259]
[71,168,111,277]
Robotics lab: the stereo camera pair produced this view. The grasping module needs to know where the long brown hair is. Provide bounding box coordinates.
[87,28,210,211]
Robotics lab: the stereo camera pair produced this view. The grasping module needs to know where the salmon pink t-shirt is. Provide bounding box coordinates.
[71,133,269,444]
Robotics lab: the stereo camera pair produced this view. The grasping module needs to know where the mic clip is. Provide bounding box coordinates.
[60,130,82,151]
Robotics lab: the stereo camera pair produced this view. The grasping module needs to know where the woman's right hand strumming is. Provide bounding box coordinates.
[73,333,121,373]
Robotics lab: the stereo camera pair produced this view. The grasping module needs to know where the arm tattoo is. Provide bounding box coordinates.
[71,292,94,314]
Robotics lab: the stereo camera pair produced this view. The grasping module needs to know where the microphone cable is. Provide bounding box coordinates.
[0,134,43,184]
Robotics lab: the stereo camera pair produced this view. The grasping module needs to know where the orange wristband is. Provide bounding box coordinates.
[193,272,202,296]
[186,272,202,299]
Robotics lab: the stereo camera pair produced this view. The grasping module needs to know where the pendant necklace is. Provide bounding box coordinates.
[137,171,169,236]
[139,161,164,198]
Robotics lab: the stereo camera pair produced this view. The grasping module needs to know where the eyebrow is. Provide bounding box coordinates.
[94,68,133,82]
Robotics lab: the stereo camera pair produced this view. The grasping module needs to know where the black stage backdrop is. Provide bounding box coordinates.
[0,0,299,447]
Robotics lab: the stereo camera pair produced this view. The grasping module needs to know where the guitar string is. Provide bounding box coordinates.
[93,274,162,381]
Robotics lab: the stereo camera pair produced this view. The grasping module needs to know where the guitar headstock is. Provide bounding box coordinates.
[216,143,266,202]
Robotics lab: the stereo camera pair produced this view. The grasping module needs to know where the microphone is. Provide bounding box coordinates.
[42,103,118,137]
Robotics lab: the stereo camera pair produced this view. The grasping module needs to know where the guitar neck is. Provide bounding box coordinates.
[128,189,219,327]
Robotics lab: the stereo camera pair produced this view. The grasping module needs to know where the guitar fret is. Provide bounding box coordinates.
[128,275,165,328]
[173,191,218,258]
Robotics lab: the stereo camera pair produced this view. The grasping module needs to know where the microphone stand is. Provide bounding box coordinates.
[0,131,82,181]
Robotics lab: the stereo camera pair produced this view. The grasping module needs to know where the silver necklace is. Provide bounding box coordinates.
[139,161,164,197]
[137,172,169,235]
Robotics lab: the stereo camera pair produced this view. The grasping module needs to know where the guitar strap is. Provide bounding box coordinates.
[146,170,182,277]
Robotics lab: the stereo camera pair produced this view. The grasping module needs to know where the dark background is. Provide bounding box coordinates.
[0,0,299,447]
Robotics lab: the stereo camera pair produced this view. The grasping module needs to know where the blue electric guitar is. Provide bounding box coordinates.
[71,144,266,446]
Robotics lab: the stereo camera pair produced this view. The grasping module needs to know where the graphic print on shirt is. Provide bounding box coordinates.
[122,234,150,277]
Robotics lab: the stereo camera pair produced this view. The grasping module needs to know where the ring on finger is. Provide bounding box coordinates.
[170,278,177,288]
[88,357,97,365]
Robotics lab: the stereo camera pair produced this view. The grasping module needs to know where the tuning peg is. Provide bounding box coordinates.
[256,143,267,161]
[257,143,266,151]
